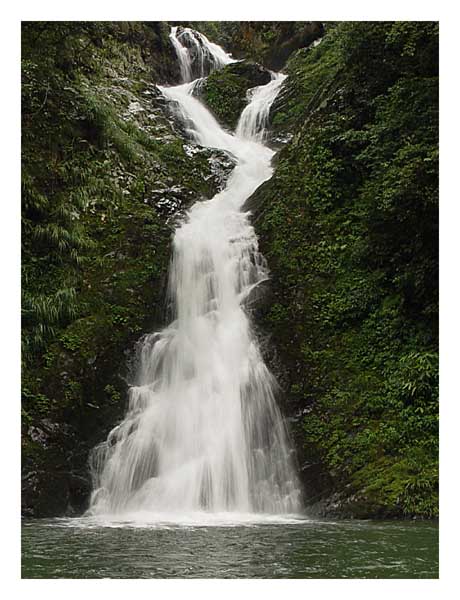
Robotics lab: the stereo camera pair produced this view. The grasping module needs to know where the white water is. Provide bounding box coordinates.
[169,26,235,82]
[87,28,301,523]
[236,73,287,142]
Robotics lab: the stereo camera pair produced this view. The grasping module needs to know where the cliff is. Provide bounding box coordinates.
[21,21,438,519]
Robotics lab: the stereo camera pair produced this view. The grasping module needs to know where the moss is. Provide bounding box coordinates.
[252,22,438,518]
[201,61,271,130]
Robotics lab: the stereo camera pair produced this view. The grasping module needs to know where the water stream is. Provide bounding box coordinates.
[87,27,300,522]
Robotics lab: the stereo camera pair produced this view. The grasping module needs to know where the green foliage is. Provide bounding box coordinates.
[22,385,56,418]
[21,21,219,367]
[22,287,78,356]
[271,26,342,133]
[257,21,438,518]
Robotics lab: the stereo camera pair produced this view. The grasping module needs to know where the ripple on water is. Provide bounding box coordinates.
[22,517,438,579]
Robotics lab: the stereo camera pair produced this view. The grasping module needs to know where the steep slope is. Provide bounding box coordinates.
[248,22,439,518]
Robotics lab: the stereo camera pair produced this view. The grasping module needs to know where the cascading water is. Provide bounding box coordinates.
[236,73,287,142]
[87,27,301,521]
[169,25,235,82]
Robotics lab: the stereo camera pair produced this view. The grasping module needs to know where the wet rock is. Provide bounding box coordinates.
[145,184,194,218]
[206,149,237,192]
[22,470,69,517]
[144,145,236,225]
[22,469,91,518]
[28,426,48,447]
[226,60,272,87]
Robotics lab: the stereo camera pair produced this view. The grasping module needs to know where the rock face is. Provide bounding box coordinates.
[227,60,272,86]
[262,22,325,71]
[22,418,92,516]
[217,22,324,70]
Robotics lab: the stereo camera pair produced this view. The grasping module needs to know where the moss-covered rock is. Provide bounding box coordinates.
[199,60,271,130]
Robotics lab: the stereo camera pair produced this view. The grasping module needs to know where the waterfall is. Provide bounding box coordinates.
[236,73,287,142]
[87,27,301,520]
[169,26,235,83]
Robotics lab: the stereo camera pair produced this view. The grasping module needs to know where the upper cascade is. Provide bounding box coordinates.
[169,25,236,83]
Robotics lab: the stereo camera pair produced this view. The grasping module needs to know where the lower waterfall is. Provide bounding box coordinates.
[87,32,301,522]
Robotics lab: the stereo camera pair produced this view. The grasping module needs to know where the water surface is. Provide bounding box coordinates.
[22,516,438,578]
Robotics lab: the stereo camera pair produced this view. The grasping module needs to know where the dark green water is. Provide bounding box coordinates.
[22,517,438,579]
